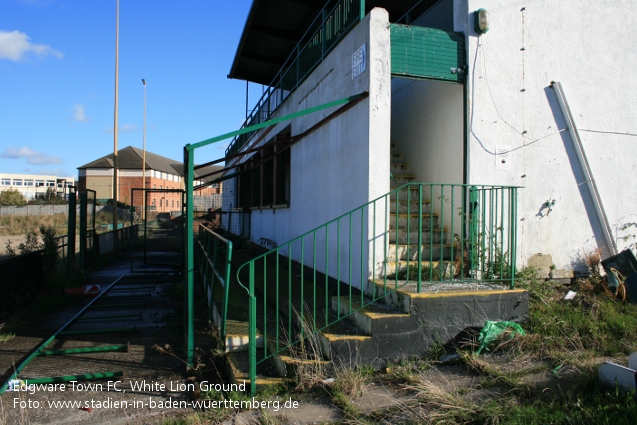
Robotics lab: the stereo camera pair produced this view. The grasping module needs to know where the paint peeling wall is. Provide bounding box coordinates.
[457,0,637,274]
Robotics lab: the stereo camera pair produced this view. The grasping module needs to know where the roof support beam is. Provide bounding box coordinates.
[251,25,304,42]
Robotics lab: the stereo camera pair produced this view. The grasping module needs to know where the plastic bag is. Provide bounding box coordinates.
[476,320,525,354]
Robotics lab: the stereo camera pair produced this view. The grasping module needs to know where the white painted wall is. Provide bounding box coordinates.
[230,9,392,288]
[456,0,637,273]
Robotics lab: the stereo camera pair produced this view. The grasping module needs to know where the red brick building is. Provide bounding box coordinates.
[78,146,221,213]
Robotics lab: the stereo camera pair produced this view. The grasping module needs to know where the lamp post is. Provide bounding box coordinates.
[113,0,120,234]
[142,78,147,221]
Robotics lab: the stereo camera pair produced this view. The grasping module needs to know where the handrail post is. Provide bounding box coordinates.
[223,240,232,338]
[184,146,195,365]
[249,262,257,396]
[510,187,517,288]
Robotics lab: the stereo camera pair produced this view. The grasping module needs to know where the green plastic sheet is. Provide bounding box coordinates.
[476,320,525,354]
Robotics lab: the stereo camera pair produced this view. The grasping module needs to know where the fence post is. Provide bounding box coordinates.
[67,187,77,272]
[79,193,88,269]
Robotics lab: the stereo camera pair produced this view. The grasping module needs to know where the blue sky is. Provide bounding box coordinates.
[0,0,257,177]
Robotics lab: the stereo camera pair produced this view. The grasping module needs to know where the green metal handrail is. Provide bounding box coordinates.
[236,182,518,394]
[226,0,364,157]
[194,225,234,339]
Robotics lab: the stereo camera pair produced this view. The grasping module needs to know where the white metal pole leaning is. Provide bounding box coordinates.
[142,78,147,221]
[113,0,120,236]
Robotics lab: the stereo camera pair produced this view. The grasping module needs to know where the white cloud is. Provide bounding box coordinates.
[105,124,138,134]
[0,30,63,62]
[70,104,88,122]
[1,146,63,165]
[35,169,73,177]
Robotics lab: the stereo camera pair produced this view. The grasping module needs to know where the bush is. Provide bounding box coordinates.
[0,189,27,206]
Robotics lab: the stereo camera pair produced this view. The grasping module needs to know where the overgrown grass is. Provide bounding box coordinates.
[0,214,69,237]
[514,266,637,363]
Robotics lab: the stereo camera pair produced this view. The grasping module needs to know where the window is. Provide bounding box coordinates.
[237,134,291,209]
[171,200,174,207]
[46,180,55,187]
[1,178,10,186]
[25,180,34,187]
[36,180,44,187]
[13,179,23,186]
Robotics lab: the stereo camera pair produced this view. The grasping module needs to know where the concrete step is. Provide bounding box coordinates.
[226,350,289,390]
[385,243,454,262]
[388,213,439,230]
[390,163,410,174]
[370,280,528,315]
[390,199,432,214]
[271,345,331,378]
[388,229,447,245]
[391,175,415,186]
[381,260,456,279]
[390,152,403,162]
[331,296,414,336]
[390,186,424,201]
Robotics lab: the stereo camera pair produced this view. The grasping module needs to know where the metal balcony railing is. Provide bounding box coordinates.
[226,0,365,158]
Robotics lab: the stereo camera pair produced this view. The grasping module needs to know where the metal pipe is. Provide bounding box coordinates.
[551,81,617,256]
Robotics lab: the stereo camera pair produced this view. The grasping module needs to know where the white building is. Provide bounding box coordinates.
[0,173,75,201]
[220,0,637,281]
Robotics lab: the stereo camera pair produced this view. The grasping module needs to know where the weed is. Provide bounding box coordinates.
[424,341,446,362]
[0,323,15,343]
[388,264,442,282]
[585,248,606,288]
[332,364,368,398]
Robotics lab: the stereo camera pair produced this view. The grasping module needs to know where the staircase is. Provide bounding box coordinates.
[387,144,453,278]
[199,145,527,394]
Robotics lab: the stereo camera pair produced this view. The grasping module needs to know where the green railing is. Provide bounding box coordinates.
[236,182,518,394]
[226,0,364,157]
[194,225,233,339]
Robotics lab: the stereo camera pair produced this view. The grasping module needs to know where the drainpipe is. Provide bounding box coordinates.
[551,81,617,257]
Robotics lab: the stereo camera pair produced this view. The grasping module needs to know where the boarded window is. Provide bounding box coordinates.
[237,135,291,209]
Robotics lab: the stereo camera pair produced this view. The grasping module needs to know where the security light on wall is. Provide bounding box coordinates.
[474,8,489,34]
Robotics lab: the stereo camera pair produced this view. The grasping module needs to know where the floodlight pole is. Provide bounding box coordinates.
[142,78,147,220]
[113,0,120,236]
